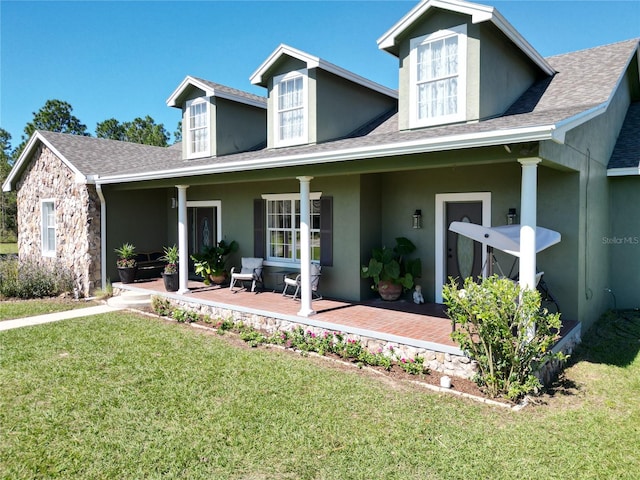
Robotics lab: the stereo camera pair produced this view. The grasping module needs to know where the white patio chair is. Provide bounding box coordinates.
[282,263,322,300]
[229,257,264,292]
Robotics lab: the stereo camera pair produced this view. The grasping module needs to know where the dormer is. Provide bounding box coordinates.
[250,44,398,148]
[378,0,555,131]
[167,76,267,159]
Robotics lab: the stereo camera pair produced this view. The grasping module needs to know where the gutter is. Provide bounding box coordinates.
[94,124,559,185]
[95,182,107,291]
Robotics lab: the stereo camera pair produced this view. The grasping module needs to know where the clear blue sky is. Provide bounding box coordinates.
[1,0,638,148]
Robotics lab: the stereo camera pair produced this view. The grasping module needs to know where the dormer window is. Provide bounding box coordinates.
[410,24,467,128]
[187,98,210,158]
[274,69,308,147]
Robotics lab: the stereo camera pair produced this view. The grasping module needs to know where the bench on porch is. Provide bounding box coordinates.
[134,252,166,279]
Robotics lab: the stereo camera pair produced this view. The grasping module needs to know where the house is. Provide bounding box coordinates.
[3,0,639,334]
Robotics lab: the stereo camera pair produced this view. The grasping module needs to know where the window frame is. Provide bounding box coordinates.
[262,192,321,266]
[409,24,467,128]
[186,97,210,158]
[41,199,56,257]
[273,69,308,148]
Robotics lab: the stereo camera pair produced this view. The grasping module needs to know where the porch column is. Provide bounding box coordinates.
[518,158,541,291]
[176,185,190,294]
[297,176,315,317]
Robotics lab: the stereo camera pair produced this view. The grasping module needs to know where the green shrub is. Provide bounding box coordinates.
[151,296,172,317]
[443,275,564,400]
[0,257,74,299]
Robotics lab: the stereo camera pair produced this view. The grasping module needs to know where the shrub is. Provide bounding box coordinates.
[151,296,172,317]
[443,275,564,400]
[0,257,74,299]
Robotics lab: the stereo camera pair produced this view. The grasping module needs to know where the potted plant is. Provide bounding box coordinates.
[160,245,179,292]
[361,237,421,301]
[115,242,137,284]
[190,240,239,285]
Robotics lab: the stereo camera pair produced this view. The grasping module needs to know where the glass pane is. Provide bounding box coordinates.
[457,216,474,279]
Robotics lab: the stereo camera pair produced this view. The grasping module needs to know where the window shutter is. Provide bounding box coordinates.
[254,199,265,258]
[320,196,333,266]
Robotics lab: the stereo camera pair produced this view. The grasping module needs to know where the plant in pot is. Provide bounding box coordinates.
[190,240,239,286]
[361,237,422,301]
[115,242,137,284]
[161,245,179,292]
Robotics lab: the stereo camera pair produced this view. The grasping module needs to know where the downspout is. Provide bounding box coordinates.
[96,182,107,291]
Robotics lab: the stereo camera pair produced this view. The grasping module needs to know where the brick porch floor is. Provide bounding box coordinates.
[117,277,462,354]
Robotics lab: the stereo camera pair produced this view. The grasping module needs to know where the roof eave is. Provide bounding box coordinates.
[607,166,640,177]
[2,131,87,192]
[377,0,555,76]
[94,125,557,186]
[250,44,398,99]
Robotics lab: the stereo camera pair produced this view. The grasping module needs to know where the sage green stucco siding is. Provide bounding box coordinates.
[478,24,540,119]
[315,70,396,143]
[215,98,267,156]
[609,177,640,310]
[540,78,633,331]
[105,188,171,281]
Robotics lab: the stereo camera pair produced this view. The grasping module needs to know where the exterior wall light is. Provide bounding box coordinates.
[412,209,422,229]
[507,207,517,225]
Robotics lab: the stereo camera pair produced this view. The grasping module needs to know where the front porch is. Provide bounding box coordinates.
[114,278,580,380]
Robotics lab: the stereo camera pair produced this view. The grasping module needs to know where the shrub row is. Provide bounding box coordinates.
[0,256,74,299]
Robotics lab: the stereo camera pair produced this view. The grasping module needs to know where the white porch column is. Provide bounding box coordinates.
[297,176,315,317]
[518,158,541,291]
[176,185,190,294]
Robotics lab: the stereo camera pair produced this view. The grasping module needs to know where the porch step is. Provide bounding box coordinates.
[107,290,152,309]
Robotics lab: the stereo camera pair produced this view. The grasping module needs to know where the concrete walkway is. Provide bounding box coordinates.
[0,305,123,332]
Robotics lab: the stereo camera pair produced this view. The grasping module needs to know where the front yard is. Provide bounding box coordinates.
[1,307,639,479]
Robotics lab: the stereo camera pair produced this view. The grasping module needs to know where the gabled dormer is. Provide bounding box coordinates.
[167,76,267,159]
[377,0,555,131]
[250,44,398,148]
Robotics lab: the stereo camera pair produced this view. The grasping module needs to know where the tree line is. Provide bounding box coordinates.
[0,99,182,242]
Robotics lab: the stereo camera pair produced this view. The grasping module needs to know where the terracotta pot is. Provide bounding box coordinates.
[378,280,402,301]
[117,266,137,284]
[162,272,179,292]
[209,272,228,285]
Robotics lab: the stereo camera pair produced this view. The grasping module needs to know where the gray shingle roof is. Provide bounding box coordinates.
[609,102,640,169]
[189,76,267,106]
[38,131,180,177]
[31,39,640,181]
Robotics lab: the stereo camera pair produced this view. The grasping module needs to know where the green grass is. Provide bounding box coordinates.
[1,310,639,479]
[0,242,17,255]
[0,298,98,321]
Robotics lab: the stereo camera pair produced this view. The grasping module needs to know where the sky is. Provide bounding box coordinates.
[1,0,638,149]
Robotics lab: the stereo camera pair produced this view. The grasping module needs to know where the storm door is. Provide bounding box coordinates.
[445,201,483,285]
[187,205,219,272]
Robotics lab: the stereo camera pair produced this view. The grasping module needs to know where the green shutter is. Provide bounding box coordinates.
[254,199,265,258]
[320,196,333,266]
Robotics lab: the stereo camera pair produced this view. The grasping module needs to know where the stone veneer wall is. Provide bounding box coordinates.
[16,144,101,296]
[138,292,480,380]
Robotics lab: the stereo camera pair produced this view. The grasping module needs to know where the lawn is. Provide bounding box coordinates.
[0,242,18,255]
[0,298,98,321]
[1,309,639,479]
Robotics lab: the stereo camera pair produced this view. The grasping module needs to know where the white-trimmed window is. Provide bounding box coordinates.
[264,193,321,263]
[273,69,308,147]
[41,200,56,257]
[186,97,210,158]
[410,24,467,128]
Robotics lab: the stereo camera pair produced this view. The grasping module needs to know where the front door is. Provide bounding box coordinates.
[446,201,483,285]
[188,206,217,261]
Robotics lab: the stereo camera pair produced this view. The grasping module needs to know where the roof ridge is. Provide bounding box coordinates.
[545,37,639,60]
